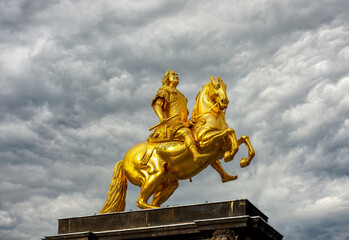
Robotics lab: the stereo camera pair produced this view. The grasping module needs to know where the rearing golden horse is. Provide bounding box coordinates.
[100,76,255,213]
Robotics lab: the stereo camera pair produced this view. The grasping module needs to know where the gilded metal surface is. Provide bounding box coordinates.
[100,71,255,213]
[148,70,191,142]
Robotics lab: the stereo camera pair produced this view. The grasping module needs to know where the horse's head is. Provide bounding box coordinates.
[208,75,229,110]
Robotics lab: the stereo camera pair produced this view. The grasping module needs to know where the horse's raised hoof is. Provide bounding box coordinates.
[224,151,232,162]
[224,151,237,162]
[222,174,238,183]
[240,158,250,168]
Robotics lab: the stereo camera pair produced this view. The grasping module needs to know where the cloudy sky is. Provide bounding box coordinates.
[1,0,348,239]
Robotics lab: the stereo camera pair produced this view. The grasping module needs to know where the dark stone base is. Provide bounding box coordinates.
[44,199,283,240]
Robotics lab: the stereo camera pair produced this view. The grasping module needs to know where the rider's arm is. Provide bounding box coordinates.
[153,98,166,122]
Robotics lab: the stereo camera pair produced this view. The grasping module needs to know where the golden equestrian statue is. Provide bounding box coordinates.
[100,70,255,213]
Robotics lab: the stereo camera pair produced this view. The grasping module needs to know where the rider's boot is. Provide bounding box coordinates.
[189,144,210,164]
[182,129,209,164]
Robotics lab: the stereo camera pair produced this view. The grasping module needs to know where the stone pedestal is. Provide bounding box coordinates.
[44,199,283,240]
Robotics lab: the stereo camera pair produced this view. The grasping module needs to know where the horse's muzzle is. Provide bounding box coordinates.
[220,99,229,109]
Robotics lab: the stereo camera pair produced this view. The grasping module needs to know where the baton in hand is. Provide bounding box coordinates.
[148,114,180,131]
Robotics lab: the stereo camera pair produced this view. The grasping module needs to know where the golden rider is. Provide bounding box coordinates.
[148,70,208,163]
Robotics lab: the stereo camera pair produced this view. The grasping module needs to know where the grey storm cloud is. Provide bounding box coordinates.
[0,0,348,240]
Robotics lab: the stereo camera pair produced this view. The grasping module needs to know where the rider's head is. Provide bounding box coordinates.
[162,70,179,87]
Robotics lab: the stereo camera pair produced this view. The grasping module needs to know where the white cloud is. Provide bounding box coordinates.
[0,1,349,240]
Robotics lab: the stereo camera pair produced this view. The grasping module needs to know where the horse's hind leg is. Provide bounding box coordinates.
[211,161,237,183]
[151,179,179,207]
[136,171,164,209]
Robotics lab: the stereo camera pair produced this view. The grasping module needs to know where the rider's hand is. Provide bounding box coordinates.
[160,118,166,124]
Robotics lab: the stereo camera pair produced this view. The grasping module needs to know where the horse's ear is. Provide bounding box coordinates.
[210,75,218,85]
[217,76,224,84]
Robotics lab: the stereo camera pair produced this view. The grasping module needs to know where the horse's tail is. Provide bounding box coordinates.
[99,160,127,213]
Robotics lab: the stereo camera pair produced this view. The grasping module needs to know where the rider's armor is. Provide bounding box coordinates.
[169,87,189,124]
[148,85,190,142]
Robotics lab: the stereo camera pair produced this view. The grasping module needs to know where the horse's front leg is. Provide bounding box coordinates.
[237,135,255,168]
[197,128,234,148]
[223,129,239,162]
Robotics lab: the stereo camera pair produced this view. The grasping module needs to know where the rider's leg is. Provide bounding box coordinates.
[151,179,179,207]
[177,128,209,163]
[211,160,237,182]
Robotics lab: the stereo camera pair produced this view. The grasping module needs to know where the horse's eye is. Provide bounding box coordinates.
[214,85,220,90]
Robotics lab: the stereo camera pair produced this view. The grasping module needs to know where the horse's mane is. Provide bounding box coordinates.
[192,83,209,120]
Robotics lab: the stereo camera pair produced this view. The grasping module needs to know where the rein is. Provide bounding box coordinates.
[193,102,225,120]
[192,84,227,121]
[194,102,218,119]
